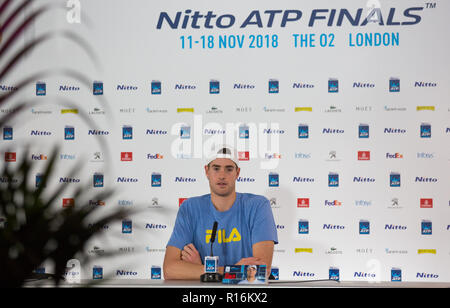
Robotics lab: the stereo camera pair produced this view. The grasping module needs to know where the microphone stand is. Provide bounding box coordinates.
[200,222,223,282]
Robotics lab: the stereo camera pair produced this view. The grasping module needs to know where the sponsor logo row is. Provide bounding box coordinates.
[1,151,443,162]
[296,220,447,235]
[35,265,446,282]
[3,123,448,140]
[0,172,443,188]
[90,219,450,235]
[289,268,442,282]
[5,196,443,210]
[3,105,445,115]
[2,79,437,96]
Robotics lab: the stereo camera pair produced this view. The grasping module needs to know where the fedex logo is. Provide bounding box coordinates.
[324,200,342,206]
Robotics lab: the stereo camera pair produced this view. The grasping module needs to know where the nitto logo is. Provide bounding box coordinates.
[175,177,196,182]
[145,223,167,229]
[146,129,168,135]
[414,81,437,87]
[384,128,406,134]
[416,272,438,279]
[59,85,80,91]
[263,128,285,134]
[175,84,196,90]
[385,224,407,230]
[353,82,375,88]
[237,177,255,182]
[322,128,344,134]
[293,271,315,277]
[353,177,375,183]
[59,177,80,183]
[117,177,138,183]
[234,83,255,89]
[31,130,51,136]
[204,128,226,135]
[293,82,314,89]
[323,224,345,230]
[354,272,376,278]
[88,130,109,135]
[116,270,138,276]
[117,84,138,91]
[293,176,314,183]
[415,177,437,183]
[156,8,424,30]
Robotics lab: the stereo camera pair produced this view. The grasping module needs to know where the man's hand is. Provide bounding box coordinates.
[180,243,202,265]
[235,257,266,266]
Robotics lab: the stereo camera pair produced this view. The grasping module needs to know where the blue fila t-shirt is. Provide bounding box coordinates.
[167,192,278,266]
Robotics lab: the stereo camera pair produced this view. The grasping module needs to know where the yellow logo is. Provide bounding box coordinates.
[61,109,78,114]
[417,249,436,254]
[295,107,313,112]
[177,108,194,113]
[416,106,435,111]
[295,248,313,253]
[206,228,241,244]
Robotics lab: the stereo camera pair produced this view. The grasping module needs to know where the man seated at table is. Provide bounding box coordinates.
[163,146,278,280]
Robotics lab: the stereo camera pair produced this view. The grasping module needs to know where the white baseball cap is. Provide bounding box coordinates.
[205,145,239,167]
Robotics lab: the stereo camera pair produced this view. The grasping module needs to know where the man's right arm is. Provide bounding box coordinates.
[163,245,211,280]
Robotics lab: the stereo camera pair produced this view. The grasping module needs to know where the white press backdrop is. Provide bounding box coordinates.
[2,0,450,282]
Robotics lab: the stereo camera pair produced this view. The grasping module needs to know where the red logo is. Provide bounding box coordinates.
[238,151,249,161]
[358,151,370,161]
[5,152,16,162]
[121,152,133,161]
[62,198,75,208]
[297,198,310,208]
[179,198,188,206]
[420,198,433,208]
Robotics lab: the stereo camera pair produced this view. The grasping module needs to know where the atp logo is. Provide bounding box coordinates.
[205,228,241,244]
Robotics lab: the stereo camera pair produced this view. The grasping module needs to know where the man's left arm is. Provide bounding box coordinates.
[249,196,278,276]
[252,240,274,275]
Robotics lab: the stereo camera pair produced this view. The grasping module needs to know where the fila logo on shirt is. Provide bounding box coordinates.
[205,228,241,244]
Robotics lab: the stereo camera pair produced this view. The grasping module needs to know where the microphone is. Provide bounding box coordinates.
[200,221,223,283]
[210,221,218,257]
